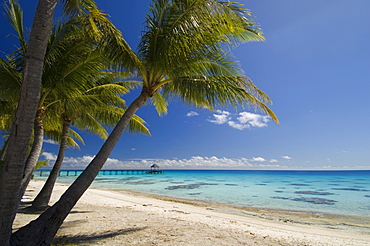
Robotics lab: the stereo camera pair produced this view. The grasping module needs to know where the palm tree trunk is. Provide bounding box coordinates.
[18,107,45,201]
[0,1,57,245]
[10,91,151,245]
[32,119,71,209]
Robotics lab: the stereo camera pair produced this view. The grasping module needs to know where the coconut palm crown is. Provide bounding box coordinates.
[117,0,279,122]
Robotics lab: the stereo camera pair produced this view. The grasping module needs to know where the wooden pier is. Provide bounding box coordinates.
[36,169,163,177]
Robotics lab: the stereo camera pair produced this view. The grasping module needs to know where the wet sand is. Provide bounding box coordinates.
[14,180,370,245]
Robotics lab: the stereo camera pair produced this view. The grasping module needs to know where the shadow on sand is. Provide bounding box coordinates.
[51,227,148,245]
[16,202,147,245]
[17,201,92,215]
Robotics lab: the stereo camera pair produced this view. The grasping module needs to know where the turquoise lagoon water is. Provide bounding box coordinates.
[35,170,370,217]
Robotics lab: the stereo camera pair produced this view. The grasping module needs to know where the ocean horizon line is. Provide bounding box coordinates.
[37,168,370,171]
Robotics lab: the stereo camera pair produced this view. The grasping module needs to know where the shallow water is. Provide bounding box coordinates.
[35,170,370,217]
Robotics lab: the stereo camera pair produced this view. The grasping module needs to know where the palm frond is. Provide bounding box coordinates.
[62,3,142,72]
[151,90,168,116]
[74,113,108,139]
[0,57,22,98]
[85,82,130,97]
[164,75,278,124]
[67,128,84,147]
[61,0,98,18]
[127,115,151,136]
[0,100,15,131]
[139,0,264,77]
[4,0,27,55]
[44,128,82,149]
[88,105,125,126]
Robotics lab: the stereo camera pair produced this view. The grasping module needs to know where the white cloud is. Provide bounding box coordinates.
[282,156,292,160]
[42,152,57,161]
[270,159,278,163]
[251,157,266,162]
[43,139,59,145]
[208,111,270,130]
[208,110,230,124]
[186,111,199,117]
[237,112,270,128]
[227,121,249,130]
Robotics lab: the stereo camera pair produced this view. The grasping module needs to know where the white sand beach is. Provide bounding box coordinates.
[14,180,370,246]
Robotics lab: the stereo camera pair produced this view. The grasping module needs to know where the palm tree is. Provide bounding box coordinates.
[11,0,278,244]
[1,1,150,208]
[17,18,138,199]
[0,0,107,243]
[0,1,143,243]
[0,0,58,241]
[31,81,149,209]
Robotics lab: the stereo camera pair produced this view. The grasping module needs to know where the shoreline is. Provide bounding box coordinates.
[15,180,370,245]
[34,169,370,219]
[96,185,370,231]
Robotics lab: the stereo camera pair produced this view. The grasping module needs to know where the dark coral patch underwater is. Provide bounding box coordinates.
[332,188,369,192]
[271,196,290,200]
[292,197,337,205]
[295,191,334,195]
[270,196,337,205]
[290,183,310,186]
[166,182,218,190]
[126,181,155,185]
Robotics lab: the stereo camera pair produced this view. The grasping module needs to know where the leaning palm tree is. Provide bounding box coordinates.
[0,1,127,198]
[0,0,149,207]
[0,0,127,243]
[16,18,138,198]
[0,0,58,240]
[11,0,278,244]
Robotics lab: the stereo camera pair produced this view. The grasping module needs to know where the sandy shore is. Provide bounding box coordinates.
[14,180,370,246]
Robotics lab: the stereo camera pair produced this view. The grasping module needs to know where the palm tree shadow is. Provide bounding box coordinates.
[16,201,45,214]
[17,201,93,215]
[17,201,148,244]
[52,227,148,245]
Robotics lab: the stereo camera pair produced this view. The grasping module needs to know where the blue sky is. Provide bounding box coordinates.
[1,0,370,170]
